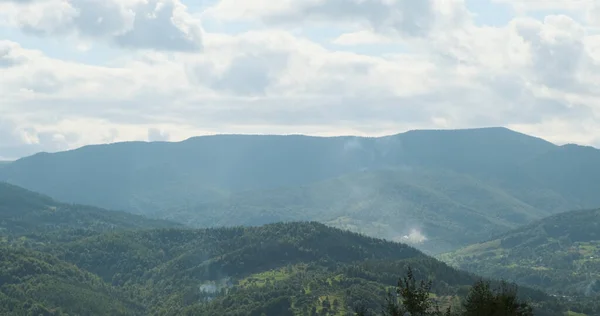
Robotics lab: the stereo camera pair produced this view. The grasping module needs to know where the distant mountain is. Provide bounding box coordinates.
[0,182,181,239]
[1,127,599,253]
[0,127,555,213]
[521,145,600,208]
[439,208,600,297]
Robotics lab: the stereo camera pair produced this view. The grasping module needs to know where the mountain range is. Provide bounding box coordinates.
[1,127,599,254]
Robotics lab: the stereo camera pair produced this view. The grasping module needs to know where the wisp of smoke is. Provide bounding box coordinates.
[199,283,218,294]
[400,228,427,244]
[198,277,232,301]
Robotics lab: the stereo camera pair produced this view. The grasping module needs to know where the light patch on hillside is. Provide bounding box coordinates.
[399,228,428,244]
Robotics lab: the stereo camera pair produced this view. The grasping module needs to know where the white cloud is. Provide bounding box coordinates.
[147,128,170,141]
[1,0,600,158]
[0,0,203,51]
[586,2,600,27]
[332,30,393,45]
[207,0,471,39]
[492,0,594,13]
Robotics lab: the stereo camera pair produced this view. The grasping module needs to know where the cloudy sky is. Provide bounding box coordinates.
[1,0,600,159]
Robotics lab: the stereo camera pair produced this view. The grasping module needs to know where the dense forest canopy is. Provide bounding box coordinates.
[440,208,600,299]
[0,220,578,316]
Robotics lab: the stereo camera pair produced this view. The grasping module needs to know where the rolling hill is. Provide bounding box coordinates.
[164,167,552,254]
[0,183,585,315]
[439,208,600,298]
[13,222,566,315]
[0,246,144,315]
[0,182,181,240]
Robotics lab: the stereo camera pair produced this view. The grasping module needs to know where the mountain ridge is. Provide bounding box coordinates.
[0,182,181,239]
[2,127,599,254]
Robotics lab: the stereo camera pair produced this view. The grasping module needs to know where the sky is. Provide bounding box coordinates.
[1,0,600,160]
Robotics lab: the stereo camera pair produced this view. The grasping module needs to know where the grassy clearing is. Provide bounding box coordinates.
[239,267,299,288]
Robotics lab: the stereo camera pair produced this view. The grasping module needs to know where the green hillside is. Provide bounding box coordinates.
[0,182,181,240]
[46,222,425,315]
[167,168,551,254]
[0,246,144,315]
[0,184,587,316]
[26,222,567,315]
[439,209,600,298]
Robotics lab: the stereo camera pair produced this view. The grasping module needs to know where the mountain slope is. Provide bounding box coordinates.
[40,222,561,315]
[0,246,144,315]
[0,127,557,215]
[165,168,551,254]
[0,182,181,239]
[521,145,600,209]
[439,208,600,296]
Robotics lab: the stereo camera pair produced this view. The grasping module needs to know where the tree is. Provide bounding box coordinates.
[463,280,533,316]
[463,280,494,316]
[373,268,535,316]
[353,303,371,316]
[383,266,435,316]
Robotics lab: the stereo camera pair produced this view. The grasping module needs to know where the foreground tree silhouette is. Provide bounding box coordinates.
[463,280,533,316]
[382,267,448,316]
[356,267,534,316]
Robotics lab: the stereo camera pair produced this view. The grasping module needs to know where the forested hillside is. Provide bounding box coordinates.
[0,182,181,239]
[0,221,570,316]
[0,184,594,315]
[0,246,144,315]
[440,208,600,300]
[166,168,551,254]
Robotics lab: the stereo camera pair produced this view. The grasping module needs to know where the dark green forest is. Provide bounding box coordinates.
[0,221,570,316]
[0,183,595,315]
[440,208,600,301]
